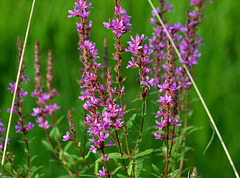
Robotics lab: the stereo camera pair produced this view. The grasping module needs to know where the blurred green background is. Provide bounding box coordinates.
[0,0,240,177]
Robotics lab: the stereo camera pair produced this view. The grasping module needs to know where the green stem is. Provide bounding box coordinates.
[23,137,30,177]
[45,129,76,176]
[179,91,190,176]
[73,135,97,177]
[115,129,129,177]
[163,107,170,178]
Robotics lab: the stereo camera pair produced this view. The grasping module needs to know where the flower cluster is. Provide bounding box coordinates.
[0,114,9,150]
[31,41,60,130]
[126,34,155,97]
[98,167,107,177]
[31,91,60,129]
[103,4,131,38]
[68,0,93,39]
[154,42,181,139]
[150,0,210,139]
[149,1,183,87]
[103,1,132,90]
[7,37,34,135]
[66,0,124,162]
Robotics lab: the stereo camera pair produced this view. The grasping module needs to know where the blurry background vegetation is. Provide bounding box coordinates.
[0,0,240,177]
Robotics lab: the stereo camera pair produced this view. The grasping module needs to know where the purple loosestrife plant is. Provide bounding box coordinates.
[125,34,155,160]
[126,34,155,98]
[4,37,34,177]
[103,1,132,175]
[67,1,119,176]
[149,0,211,177]
[7,38,34,136]
[149,1,185,177]
[31,41,60,130]
[0,0,216,176]
[154,41,181,177]
[177,0,212,90]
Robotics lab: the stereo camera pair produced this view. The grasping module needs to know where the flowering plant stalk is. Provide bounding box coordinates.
[2,0,236,178]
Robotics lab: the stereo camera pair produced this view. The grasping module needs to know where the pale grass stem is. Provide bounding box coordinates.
[0,0,36,177]
[147,0,239,177]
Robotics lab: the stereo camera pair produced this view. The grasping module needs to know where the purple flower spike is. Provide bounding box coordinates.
[103,5,132,38]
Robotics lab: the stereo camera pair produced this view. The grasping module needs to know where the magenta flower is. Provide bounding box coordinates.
[98,167,106,177]
[189,0,212,6]
[21,74,30,84]
[36,117,50,130]
[19,88,28,98]
[15,122,34,133]
[140,76,155,89]
[0,119,5,134]
[126,34,147,55]
[68,1,92,18]
[126,57,138,69]
[32,107,42,116]
[103,5,131,38]
[7,106,16,113]
[62,131,71,141]
[7,82,16,93]
[45,103,61,115]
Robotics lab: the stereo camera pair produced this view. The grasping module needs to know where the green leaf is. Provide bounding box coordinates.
[125,108,138,114]
[84,150,92,160]
[130,97,142,104]
[71,154,83,161]
[49,127,60,140]
[57,175,73,178]
[187,126,202,135]
[167,169,180,178]
[56,115,65,126]
[132,149,153,159]
[63,140,74,152]
[3,162,11,171]
[28,136,36,143]
[111,166,122,176]
[152,163,160,174]
[79,175,97,177]
[94,162,99,175]
[135,158,144,177]
[126,113,137,130]
[41,140,52,151]
[31,165,43,176]
[127,160,133,176]
[117,174,128,178]
[187,109,194,118]
[63,152,74,163]
[30,155,38,162]
[150,173,162,178]
[108,152,121,159]
[59,150,63,160]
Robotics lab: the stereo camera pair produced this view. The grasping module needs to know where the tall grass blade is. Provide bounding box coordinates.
[0,0,36,177]
[147,0,239,177]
